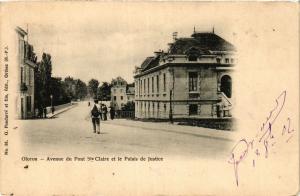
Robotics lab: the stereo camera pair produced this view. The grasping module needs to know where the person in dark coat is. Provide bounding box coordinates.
[103,105,108,121]
[38,106,43,118]
[43,107,47,118]
[110,106,115,120]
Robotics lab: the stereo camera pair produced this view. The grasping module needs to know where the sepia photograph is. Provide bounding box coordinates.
[0,2,299,195]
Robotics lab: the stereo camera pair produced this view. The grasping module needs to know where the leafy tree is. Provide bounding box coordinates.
[97,82,111,101]
[75,79,88,100]
[34,62,42,109]
[122,101,135,111]
[88,79,99,99]
[35,53,52,108]
[64,76,75,100]
[49,77,71,105]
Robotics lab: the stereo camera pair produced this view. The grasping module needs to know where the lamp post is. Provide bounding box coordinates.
[50,94,54,114]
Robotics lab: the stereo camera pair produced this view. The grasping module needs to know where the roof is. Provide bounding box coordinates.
[111,76,127,86]
[136,31,236,76]
[140,56,160,71]
[169,32,235,54]
[16,26,27,36]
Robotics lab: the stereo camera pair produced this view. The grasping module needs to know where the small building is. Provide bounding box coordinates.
[16,27,37,119]
[126,83,135,102]
[111,77,135,110]
[134,30,236,119]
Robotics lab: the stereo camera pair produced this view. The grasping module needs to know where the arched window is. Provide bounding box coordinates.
[220,75,232,98]
[188,55,198,61]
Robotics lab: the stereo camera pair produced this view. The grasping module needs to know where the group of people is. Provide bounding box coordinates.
[89,100,115,134]
[36,106,55,118]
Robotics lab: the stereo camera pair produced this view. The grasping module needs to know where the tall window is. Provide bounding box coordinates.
[121,96,123,100]
[140,80,142,96]
[151,77,154,93]
[156,75,159,93]
[21,67,24,83]
[189,72,198,92]
[147,78,149,94]
[28,69,31,85]
[163,73,166,92]
[26,96,31,112]
[144,79,146,95]
[114,96,116,101]
[152,103,155,116]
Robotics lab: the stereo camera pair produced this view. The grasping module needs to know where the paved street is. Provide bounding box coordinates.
[19,102,235,159]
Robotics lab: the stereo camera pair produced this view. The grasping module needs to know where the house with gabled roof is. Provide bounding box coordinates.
[134,30,236,119]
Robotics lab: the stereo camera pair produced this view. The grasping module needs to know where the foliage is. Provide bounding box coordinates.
[50,77,71,105]
[97,82,111,101]
[121,101,135,111]
[35,53,52,108]
[88,79,99,99]
[35,53,88,109]
[75,79,88,100]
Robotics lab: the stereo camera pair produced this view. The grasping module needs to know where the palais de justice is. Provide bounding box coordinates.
[134,30,236,119]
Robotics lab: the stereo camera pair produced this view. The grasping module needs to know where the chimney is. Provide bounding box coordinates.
[172,32,178,41]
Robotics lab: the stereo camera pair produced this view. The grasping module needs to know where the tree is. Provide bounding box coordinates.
[49,77,71,105]
[88,79,99,99]
[97,82,111,101]
[63,76,75,100]
[75,79,88,100]
[35,53,52,108]
[122,101,135,111]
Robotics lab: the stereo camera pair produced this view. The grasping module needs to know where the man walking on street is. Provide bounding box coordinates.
[91,99,101,134]
[103,104,108,121]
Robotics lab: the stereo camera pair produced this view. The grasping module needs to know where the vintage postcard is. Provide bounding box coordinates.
[0,2,299,195]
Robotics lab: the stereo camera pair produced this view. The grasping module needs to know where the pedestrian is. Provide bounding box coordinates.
[103,105,108,121]
[99,104,103,120]
[43,107,47,118]
[110,106,115,120]
[88,101,90,107]
[38,106,43,118]
[51,106,55,114]
[91,99,101,134]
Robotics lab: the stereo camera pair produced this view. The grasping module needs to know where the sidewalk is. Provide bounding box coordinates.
[102,118,239,142]
[47,103,77,118]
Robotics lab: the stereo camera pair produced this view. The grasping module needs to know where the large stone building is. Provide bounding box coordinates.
[134,30,236,119]
[110,77,135,110]
[16,27,37,119]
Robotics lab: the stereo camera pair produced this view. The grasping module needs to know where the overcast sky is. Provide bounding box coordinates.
[15,2,237,84]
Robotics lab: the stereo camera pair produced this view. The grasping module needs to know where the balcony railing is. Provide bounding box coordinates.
[20,83,28,92]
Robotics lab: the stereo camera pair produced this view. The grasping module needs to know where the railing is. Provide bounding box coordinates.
[114,110,135,119]
[218,92,232,117]
[220,92,232,108]
[20,83,28,92]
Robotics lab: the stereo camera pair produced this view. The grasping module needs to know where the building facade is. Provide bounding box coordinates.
[126,83,135,102]
[134,31,236,119]
[111,77,135,110]
[16,27,37,119]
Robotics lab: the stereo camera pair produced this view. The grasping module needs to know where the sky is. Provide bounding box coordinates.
[14,2,237,84]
